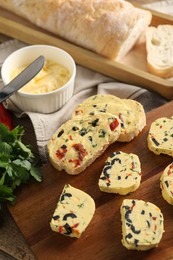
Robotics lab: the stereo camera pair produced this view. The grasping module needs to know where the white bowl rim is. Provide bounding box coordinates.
[1,44,76,98]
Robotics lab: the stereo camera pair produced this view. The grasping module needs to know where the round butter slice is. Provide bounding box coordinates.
[160,162,173,205]
[50,184,95,238]
[72,94,146,142]
[98,151,142,195]
[48,113,121,175]
[120,199,164,251]
[148,116,173,157]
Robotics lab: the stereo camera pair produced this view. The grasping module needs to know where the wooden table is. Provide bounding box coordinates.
[0,1,172,259]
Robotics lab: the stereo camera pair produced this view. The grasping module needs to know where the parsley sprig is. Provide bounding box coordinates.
[0,123,42,211]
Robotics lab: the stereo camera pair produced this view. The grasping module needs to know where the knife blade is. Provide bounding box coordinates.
[0,55,45,103]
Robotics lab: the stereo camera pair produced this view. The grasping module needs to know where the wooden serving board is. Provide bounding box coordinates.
[0,5,173,99]
[8,101,173,260]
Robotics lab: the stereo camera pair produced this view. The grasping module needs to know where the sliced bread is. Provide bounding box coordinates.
[146,25,173,78]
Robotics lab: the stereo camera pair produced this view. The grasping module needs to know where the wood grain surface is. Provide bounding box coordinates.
[0,6,173,99]
[7,100,173,260]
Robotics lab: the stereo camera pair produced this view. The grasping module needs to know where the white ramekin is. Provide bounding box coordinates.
[1,45,76,114]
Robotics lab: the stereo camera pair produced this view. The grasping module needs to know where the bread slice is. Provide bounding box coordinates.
[0,0,151,60]
[72,94,146,142]
[146,25,173,78]
[48,113,121,175]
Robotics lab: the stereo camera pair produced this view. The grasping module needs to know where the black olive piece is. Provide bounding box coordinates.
[134,239,139,247]
[131,224,141,234]
[100,176,107,180]
[72,126,79,131]
[57,129,64,138]
[99,109,106,113]
[132,200,136,206]
[60,193,72,201]
[99,129,106,138]
[52,215,60,220]
[88,136,93,142]
[61,144,67,149]
[103,165,112,178]
[91,118,99,127]
[151,137,160,146]
[123,205,130,210]
[63,213,77,221]
[63,223,72,235]
[79,128,87,136]
[141,210,145,215]
[146,220,151,228]
[165,180,169,188]
[125,233,133,240]
[125,210,132,223]
[109,151,121,158]
[111,158,121,165]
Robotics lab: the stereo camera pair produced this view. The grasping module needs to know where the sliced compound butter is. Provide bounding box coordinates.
[11,59,71,94]
[148,116,173,157]
[48,113,121,175]
[120,199,164,251]
[98,151,141,195]
[160,162,173,205]
[72,94,146,142]
[50,184,95,238]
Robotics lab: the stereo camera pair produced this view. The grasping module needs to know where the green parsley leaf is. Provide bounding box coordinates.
[0,122,42,212]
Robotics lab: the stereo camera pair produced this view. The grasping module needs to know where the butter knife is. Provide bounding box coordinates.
[0,55,45,103]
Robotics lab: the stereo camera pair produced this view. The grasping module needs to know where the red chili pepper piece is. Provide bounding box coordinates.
[72,143,87,161]
[56,147,67,159]
[0,104,13,130]
[110,118,119,131]
[69,159,81,168]
[69,143,88,168]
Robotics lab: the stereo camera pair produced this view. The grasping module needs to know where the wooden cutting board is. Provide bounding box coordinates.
[0,6,173,99]
[8,101,173,260]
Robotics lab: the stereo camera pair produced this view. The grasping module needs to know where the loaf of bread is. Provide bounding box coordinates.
[72,94,146,142]
[0,0,152,60]
[146,25,173,78]
[48,113,121,175]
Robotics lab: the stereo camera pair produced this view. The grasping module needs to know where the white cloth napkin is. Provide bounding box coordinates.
[0,1,170,163]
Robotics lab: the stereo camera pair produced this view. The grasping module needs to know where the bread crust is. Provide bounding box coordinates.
[0,0,151,59]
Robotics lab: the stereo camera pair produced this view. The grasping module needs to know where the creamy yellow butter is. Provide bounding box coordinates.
[11,59,71,94]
